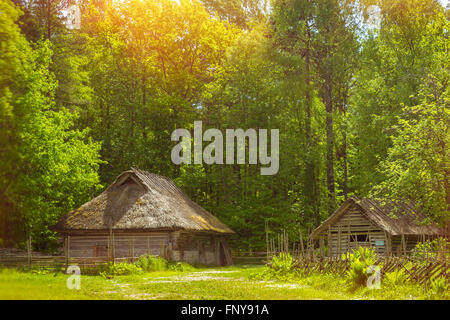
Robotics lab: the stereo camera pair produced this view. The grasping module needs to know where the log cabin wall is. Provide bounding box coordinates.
[391,235,423,255]
[326,204,387,257]
[64,231,231,266]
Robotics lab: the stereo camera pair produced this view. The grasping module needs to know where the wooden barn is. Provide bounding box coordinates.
[52,168,234,266]
[310,197,447,257]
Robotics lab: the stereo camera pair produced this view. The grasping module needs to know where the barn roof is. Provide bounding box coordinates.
[310,197,446,238]
[52,168,234,234]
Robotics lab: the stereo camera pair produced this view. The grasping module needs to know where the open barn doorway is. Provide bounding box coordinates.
[219,241,232,266]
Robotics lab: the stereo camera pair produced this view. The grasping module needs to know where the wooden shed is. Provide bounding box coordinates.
[310,197,447,257]
[52,168,234,266]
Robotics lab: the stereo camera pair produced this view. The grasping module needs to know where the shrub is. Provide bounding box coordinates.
[429,277,448,299]
[383,268,408,287]
[411,237,448,260]
[271,252,294,273]
[135,255,168,272]
[168,261,195,272]
[343,247,378,288]
[100,262,143,277]
[264,252,297,281]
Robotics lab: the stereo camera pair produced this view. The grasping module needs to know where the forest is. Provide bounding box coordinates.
[0,0,448,252]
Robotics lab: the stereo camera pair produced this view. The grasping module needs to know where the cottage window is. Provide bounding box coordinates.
[350,234,369,242]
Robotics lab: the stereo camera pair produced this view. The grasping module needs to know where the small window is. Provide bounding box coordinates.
[350,234,369,242]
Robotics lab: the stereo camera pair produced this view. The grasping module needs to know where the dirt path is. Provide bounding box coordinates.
[104,268,325,300]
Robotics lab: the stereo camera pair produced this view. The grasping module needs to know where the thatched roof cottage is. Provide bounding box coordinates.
[52,168,234,265]
[310,197,448,257]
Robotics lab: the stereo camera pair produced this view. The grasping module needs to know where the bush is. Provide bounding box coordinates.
[343,247,378,288]
[135,255,168,272]
[271,252,294,273]
[100,262,143,277]
[429,277,448,299]
[383,268,408,288]
[411,237,448,260]
[168,261,196,272]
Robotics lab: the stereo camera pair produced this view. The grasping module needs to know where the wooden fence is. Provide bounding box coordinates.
[0,254,147,274]
[288,256,449,286]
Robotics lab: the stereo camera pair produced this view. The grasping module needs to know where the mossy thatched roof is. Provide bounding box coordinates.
[52,168,234,234]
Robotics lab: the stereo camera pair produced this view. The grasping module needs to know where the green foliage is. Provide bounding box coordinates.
[99,256,196,277]
[410,237,449,260]
[343,247,378,288]
[135,255,168,272]
[168,262,196,272]
[271,253,295,274]
[383,269,409,288]
[1,0,448,256]
[100,262,143,277]
[250,253,297,281]
[429,277,449,299]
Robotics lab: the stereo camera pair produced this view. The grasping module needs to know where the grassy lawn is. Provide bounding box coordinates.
[0,265,443,300]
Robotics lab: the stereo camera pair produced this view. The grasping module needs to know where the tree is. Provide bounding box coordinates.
[0,0,102,249]
[372,7,449,224]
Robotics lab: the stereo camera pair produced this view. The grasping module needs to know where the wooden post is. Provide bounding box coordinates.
[347,221,350,253]
[108,227,112,262]
[327,226,332,257]
[129,239,132,261]
[337,224,341,257]
[64,236,67,267]
[384,231,391,257]
[285,230,288,254]
[27,233,32,268]
[401,234,406,256]
[265,221,269,263]
[107,234,110,261]
[66,235,71,268]
[132,238,135,262]
[299,229,305,257]
[147,236,150,256]
[112,231,115,263]
[319,237,325,258]
[422,234,426,261]
[277,234,280,255]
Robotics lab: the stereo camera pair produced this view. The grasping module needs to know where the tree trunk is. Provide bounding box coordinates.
[325,69,335,214]
[303,25,319,226]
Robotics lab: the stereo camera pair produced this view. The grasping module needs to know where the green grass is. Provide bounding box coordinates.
[0,265,446,300]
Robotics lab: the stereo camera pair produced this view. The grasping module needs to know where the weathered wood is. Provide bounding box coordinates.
[319,237,325,258]
[27,234,32,268]
[327,226,332,257]
[401,234,406,256]
[265,221,269,263]
[299,229,305,256]
[337,224,341,257]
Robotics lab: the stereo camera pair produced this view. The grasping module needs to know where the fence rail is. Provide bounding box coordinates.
[1,250,448,286]
[288,256,449,286]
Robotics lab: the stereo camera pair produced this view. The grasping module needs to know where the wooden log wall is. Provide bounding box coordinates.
[324,204,387,257]
[64,231,230,266]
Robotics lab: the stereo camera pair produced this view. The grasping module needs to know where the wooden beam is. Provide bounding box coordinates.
[401,234,406,256]
[319,237,325,258]
[338,224,341,257]
[327,226,332,257]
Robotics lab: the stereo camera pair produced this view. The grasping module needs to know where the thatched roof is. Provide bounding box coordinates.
[52,168,234,234]
[311,197,447,238]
